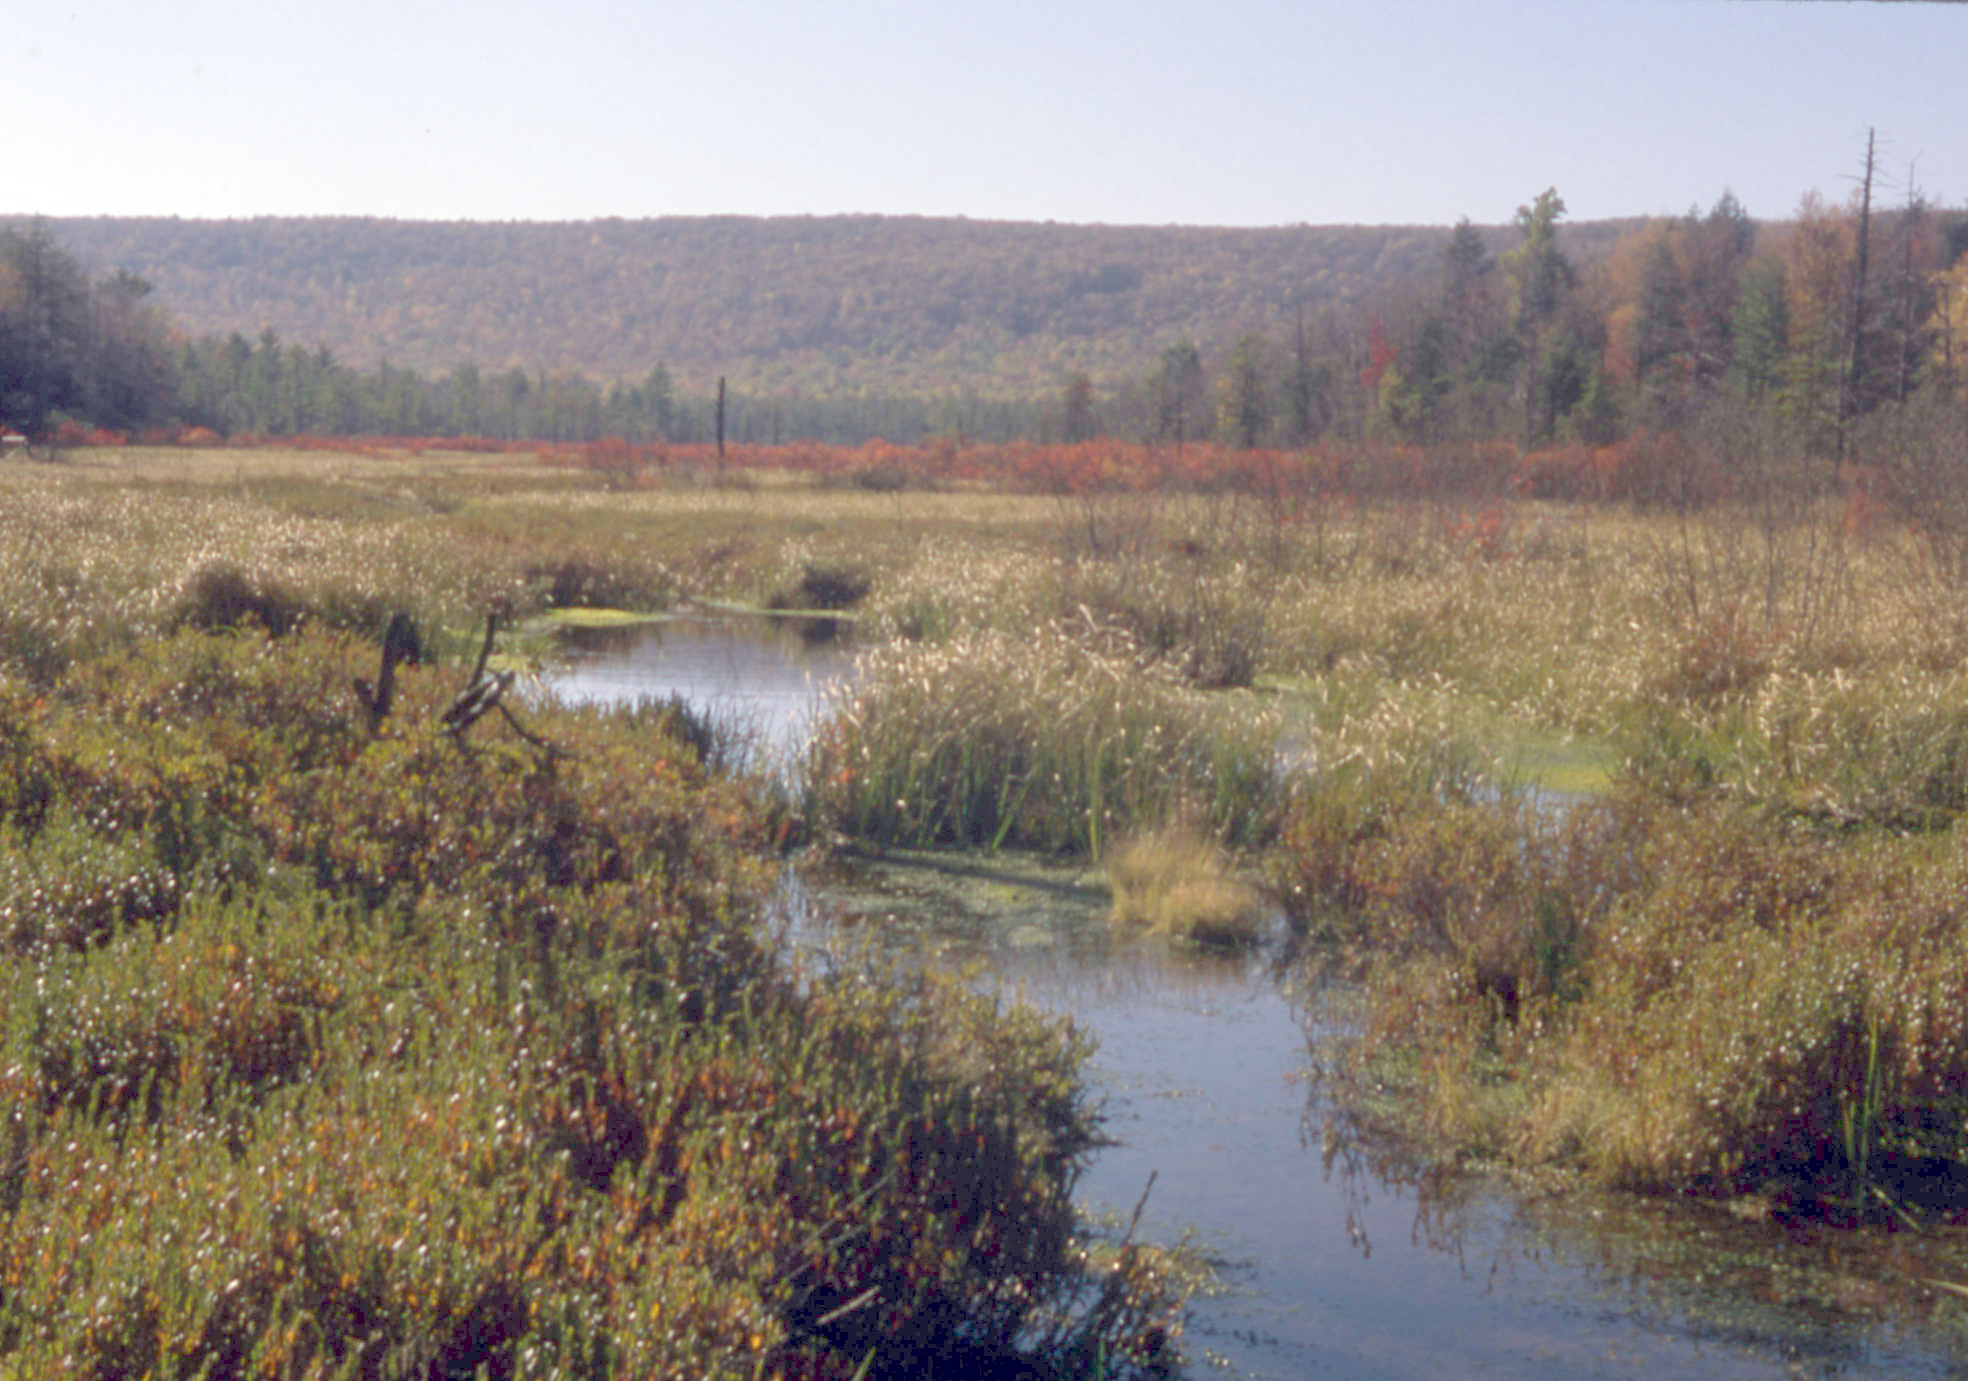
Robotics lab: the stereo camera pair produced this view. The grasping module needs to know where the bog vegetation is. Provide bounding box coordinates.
[0,455,1201,1379]
[7,373,1968,1367]
[9,144,1968,1369]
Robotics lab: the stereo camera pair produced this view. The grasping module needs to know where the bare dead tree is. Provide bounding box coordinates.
[714,376,727,470]
[353,612,423,731]
[442,611,554,750]
[1839,127,1878,458]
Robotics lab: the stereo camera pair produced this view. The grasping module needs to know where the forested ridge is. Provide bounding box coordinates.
[9,155,1968,452]
[39,213,1634,394]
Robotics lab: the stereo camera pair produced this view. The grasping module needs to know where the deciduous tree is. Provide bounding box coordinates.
[1680,189,1757,383]
[1928,252,1968,396]
[1777,190,1853,453]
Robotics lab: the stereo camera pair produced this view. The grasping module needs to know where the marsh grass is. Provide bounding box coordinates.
[1305,786,1968,1221]
[0,561,1190,1378]
[45,443,1968,1241]
[1048,553,1273,689]
[806,624,1285,856]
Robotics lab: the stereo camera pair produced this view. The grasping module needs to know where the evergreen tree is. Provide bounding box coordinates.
[641,364,676,438]
[1061,371,1096,443]
[448,362,484,435]
[1380,316,1451,441]
[0,221,92,439]
[1152,341,1205,449]
[85,269,173,430]
[1730,259,1790,400]
[1633,235,1688,384]
[1507,190,1574,326]
[1504,189,1577,445]
[1215,333,1271,449]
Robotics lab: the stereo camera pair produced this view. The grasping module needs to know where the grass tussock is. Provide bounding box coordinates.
[1106,822,1267,948]
[806,622,1284,856]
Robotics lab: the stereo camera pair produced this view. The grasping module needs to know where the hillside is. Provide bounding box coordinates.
[38,214,1638,396]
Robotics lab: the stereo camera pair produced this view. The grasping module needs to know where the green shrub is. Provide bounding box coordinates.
[769,562,872,612]
[527,551,678,610]
[171,563,310,637]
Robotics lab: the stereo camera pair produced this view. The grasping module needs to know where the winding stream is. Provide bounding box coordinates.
[544,616,1968,1380]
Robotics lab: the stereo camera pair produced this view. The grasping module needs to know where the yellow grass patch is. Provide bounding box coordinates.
[1106,823,1268,948]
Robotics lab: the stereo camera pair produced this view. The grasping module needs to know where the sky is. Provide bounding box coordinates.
[6,0,1963,230]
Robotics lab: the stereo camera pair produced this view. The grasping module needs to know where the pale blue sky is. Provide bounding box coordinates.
[7,1,1961,228]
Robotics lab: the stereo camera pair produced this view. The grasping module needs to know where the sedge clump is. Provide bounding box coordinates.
[1106,822,1267,948]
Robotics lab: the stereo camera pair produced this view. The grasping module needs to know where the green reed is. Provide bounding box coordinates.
[806,623,1286,857]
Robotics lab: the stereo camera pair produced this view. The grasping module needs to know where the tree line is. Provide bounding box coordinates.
[167,334,1068,446]
[1094,164,1967,458]
[0,221,1056,446]
[7,147,1967,456]
[0,222,177,439]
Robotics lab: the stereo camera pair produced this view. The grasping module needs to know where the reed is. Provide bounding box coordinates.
[806,623,1286,857]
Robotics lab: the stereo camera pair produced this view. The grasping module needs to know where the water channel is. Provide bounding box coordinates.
[545,614,1968,1379]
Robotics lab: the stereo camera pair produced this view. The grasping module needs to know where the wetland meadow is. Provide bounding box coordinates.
[9,436,1968,1376]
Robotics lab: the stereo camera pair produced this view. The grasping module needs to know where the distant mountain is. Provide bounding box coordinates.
[35,213,1639,395]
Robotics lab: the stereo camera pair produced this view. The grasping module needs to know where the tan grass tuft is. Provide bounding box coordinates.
[1106,823,1267,948]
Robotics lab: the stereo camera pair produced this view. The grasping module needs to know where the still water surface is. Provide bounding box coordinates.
[544,617,1963,1380]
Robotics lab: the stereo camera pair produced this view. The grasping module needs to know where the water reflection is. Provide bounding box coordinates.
[798,850,1944,1380]
[544,614,855,774]
[545,618,1968,1380]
